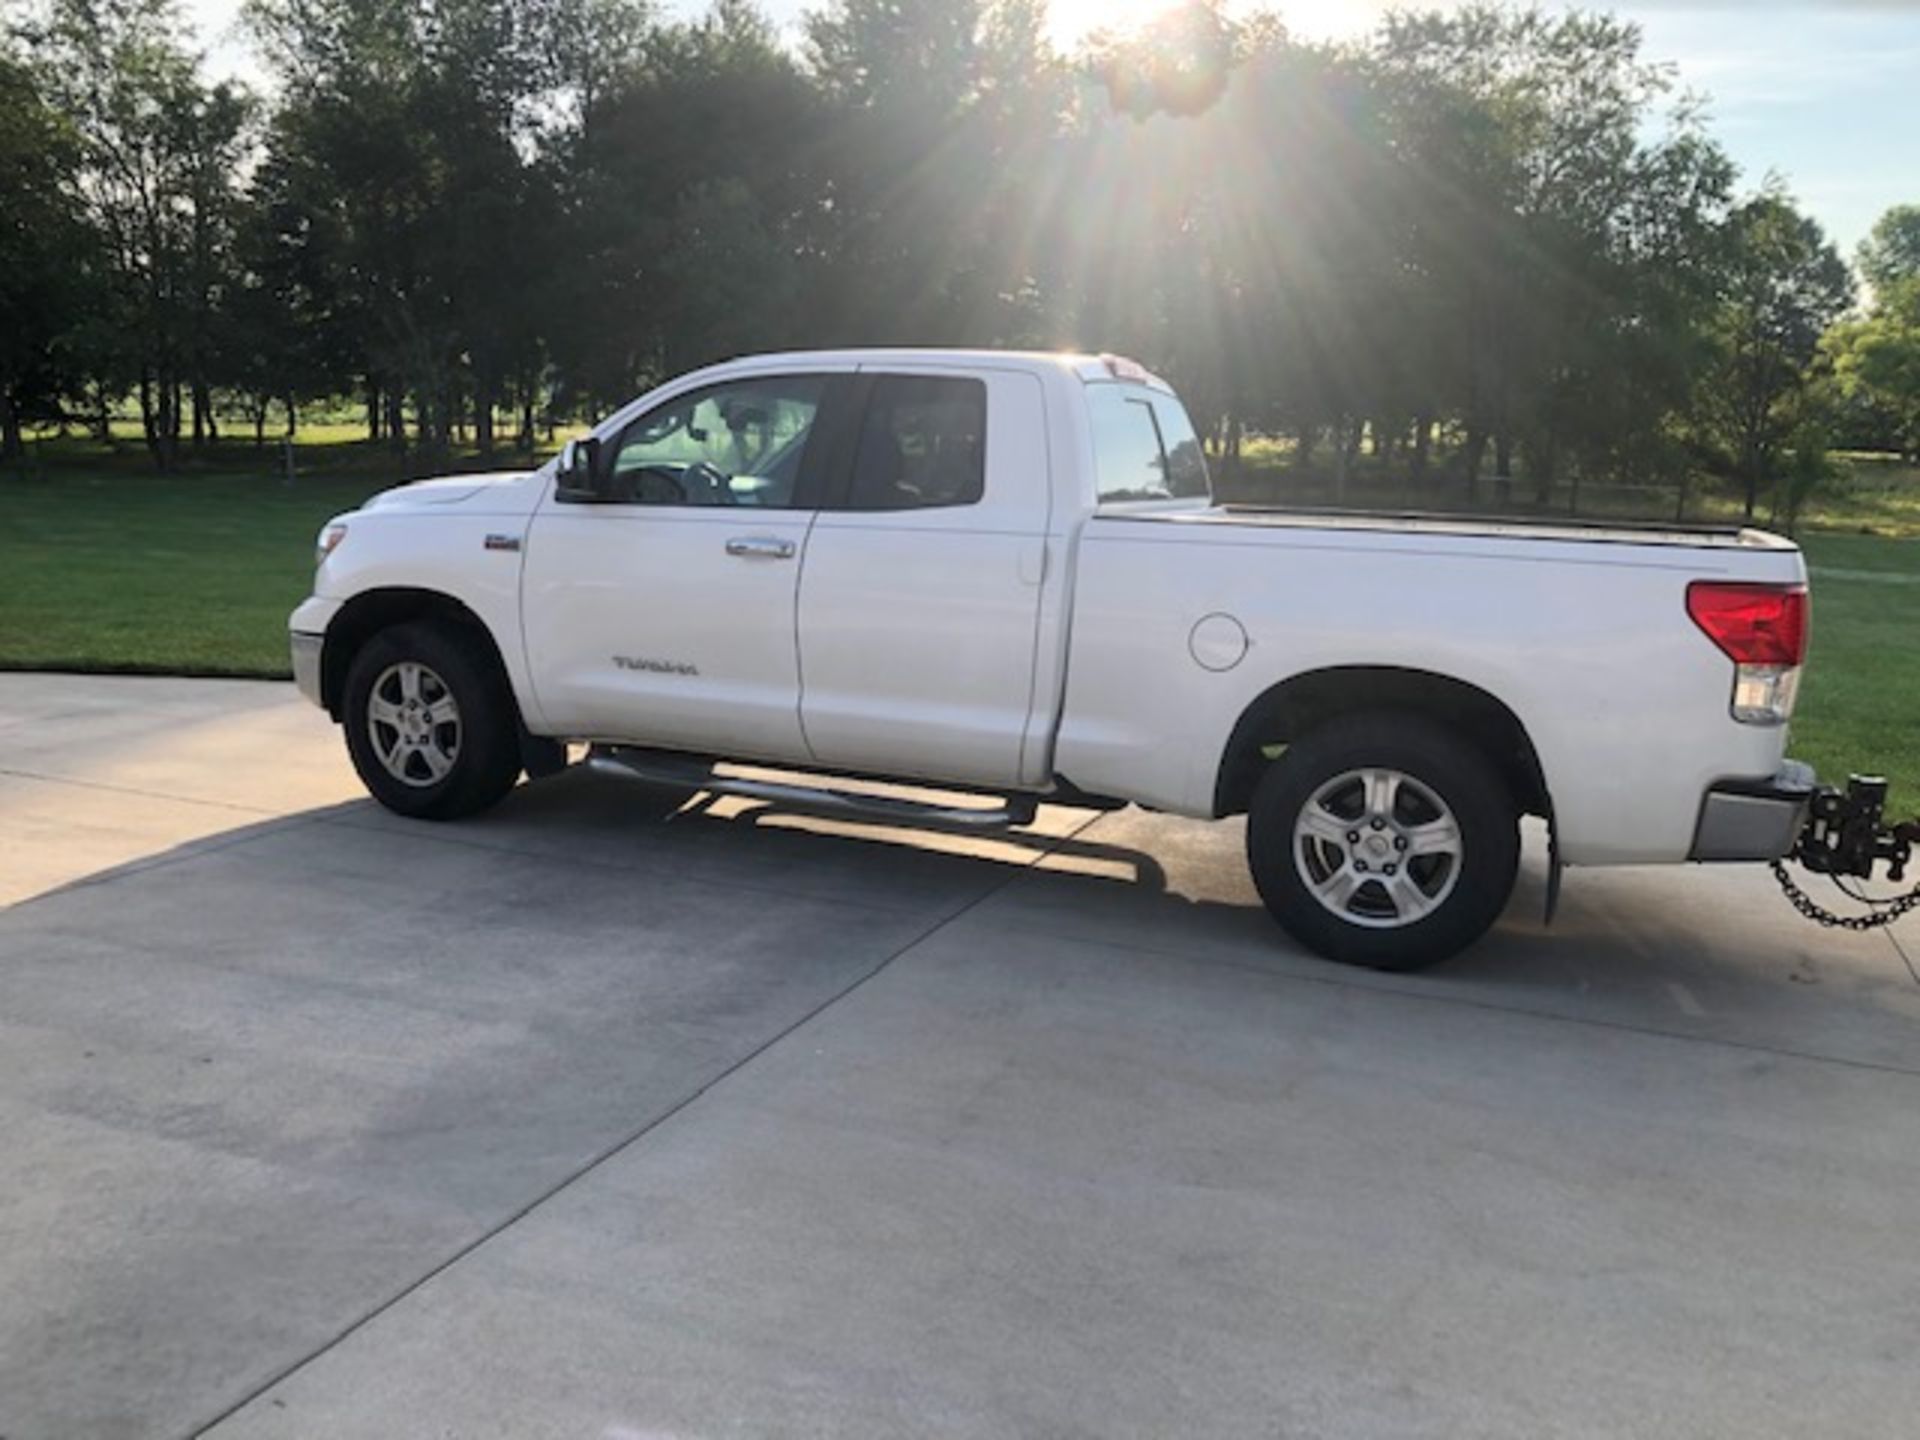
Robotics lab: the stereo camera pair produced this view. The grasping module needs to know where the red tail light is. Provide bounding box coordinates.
[1686,583,1809,667]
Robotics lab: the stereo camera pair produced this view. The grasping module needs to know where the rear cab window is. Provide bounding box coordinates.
[1088,383,1211,507]
[845,375,987,512]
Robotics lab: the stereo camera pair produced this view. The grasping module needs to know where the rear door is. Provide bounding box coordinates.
[795,367,1052,788]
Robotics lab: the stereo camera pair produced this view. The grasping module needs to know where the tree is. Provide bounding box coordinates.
[1829,277,1920,461]
[542,0,821,406]
[1704,190,1853,518]
[40,0,248,467]
[1857,203,1920,298]
[217,128,351,444]
[806,0,981,113]
[1375,7,1731,501]
[0,49,97,457]
[179,80,253,445]
[1836,204,1920,460]
[0,0,1885,525]
[248,0,590,462]
[801,0,996,344]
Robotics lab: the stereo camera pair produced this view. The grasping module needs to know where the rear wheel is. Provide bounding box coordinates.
[342,622,523,820]
[1246,713,1520,970]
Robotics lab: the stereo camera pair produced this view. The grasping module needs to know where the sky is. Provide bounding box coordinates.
[183,0,1915,257]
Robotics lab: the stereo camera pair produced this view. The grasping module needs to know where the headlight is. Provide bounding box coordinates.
[316,523,348,567]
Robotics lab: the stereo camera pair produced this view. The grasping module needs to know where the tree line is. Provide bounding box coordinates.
[3,0,1919,518]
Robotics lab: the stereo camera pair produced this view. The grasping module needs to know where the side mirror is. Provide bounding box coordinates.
[556,436,603,502]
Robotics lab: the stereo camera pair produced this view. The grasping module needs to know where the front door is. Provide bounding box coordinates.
[523,371,842,761]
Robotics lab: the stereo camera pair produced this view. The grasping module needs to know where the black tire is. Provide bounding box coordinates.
[341,621,523,820]
[1246,711,1520,970]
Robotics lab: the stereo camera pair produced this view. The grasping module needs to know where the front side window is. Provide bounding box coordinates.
[845,375,987,511]
[607,375,827,507]
[1089,384,1210,503]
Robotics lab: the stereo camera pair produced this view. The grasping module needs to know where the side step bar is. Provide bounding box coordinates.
[586,745,1041,831]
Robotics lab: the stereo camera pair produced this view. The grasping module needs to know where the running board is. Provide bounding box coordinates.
[586,746,1040,831]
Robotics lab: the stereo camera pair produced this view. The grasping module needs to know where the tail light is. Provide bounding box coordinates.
[1686,582,1809,724]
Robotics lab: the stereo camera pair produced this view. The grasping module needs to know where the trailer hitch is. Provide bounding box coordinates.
[1772,775,1920,930]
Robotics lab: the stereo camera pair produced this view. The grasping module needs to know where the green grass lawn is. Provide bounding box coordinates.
[0,430,556,675]
[0,469,385,675]
[1793,532,1920,812]
[3,439,1916,812]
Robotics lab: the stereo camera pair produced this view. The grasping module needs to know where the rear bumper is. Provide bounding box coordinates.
[290,632,325,709]
[1689,760,1817,862]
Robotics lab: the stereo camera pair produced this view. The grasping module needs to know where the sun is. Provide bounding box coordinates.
[1043,0,1186,51]
[1044,1,1385,52]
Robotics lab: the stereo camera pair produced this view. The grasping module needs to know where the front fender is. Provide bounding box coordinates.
[299,509,547,733]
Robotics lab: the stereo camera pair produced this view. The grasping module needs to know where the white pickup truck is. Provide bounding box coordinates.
[290,349,1816,969]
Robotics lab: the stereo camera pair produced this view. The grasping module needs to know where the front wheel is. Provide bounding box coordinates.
[342,622,523,820]
[1246,713,1520,970]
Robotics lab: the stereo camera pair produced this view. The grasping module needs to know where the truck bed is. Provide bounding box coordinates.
[1063,497,1806,859]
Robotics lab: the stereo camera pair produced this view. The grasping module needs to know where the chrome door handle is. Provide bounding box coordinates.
[725,536,796,560]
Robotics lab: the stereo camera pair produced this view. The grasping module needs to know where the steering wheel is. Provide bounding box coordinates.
[682,460,736,505]
[625,465,685,504]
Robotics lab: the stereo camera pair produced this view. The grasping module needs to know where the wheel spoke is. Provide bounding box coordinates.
[368,697,403,727]
[1298,804,1349,846]
[425,697,460,726]
[417,741,454,780]
[1385,872,1435,921]
[396,663,422,703]
[1312,866,1361,911]
[1403,817,1461,858]
[1363,768,1400,822]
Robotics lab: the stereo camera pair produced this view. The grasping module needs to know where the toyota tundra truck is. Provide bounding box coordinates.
[289,349,1817,969]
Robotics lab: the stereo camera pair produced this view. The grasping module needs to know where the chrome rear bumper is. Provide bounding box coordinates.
[1690,760,1817,862]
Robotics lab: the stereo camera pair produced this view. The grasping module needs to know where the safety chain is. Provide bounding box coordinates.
[1771,860,1920,931]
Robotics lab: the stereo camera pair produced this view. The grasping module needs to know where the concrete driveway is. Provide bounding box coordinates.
[3,673,1918,1440]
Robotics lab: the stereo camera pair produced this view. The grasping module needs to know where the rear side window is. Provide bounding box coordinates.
[1151,396,1210,498]
[1089,385,1210,503]
[846,375,987,511]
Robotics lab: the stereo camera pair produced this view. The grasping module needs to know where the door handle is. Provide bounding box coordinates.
[725,536,796,560]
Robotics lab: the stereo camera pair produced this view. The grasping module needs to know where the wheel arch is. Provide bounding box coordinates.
[1213,666,1551,822]
[320,588,515,723]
